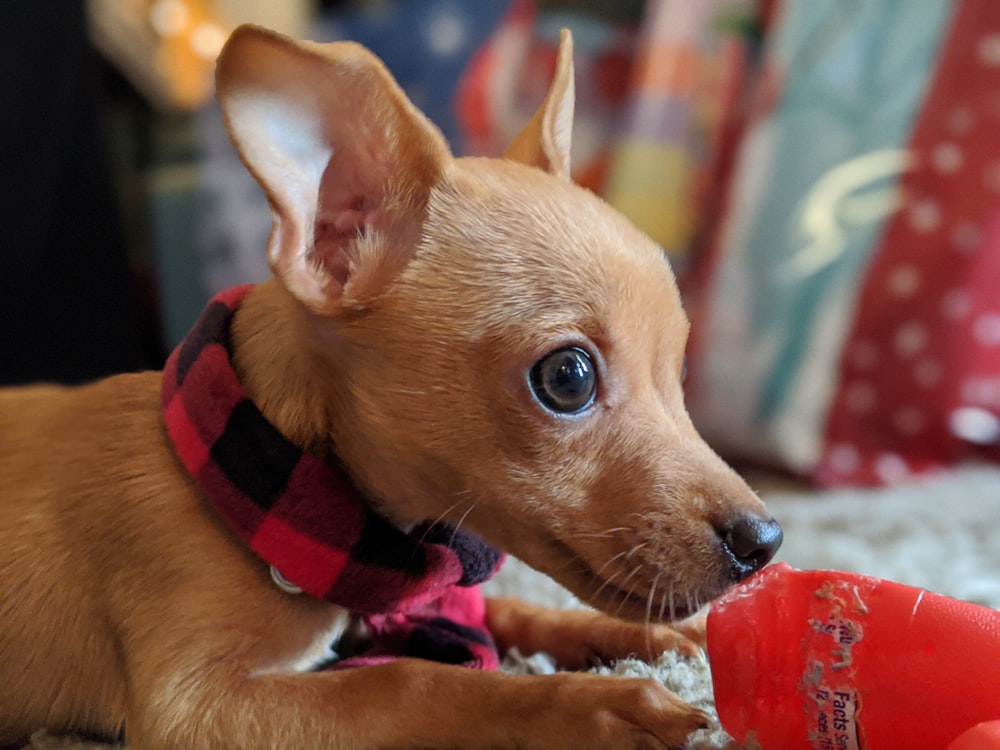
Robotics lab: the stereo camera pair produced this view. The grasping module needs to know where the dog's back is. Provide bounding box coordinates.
[0,376,155,739]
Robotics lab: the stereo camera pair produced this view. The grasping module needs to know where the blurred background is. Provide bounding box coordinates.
[2,0,999,489]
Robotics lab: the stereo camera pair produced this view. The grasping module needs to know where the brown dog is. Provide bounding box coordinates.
[0,26,781,749]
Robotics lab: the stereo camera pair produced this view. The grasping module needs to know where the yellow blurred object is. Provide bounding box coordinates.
[87,0,313,111]
[603,142,693,254]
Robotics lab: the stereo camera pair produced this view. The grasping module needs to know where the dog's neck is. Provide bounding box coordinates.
[228,278,433,532]
[161,284,504,611]
[229,279,348,459]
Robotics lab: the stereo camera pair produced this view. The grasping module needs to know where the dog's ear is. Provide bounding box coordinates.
[504,29,574,180]
[216,25,451,315]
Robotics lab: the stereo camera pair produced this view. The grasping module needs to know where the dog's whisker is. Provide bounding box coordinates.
[618,563,643,590]
[431,497,467,523]
[448,503,478,547]
[611,565,644,620]
[575,527,631,540]
[590,562,628,605]
[644,572,661,659]
[414,498,467,545]
[658,590,668,622]
[624,542,647,560]
[593,549,630,581]
[613,589,629,619]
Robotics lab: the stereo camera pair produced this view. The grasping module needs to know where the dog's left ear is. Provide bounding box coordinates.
[504,29,574,180]
[216,25,452,315]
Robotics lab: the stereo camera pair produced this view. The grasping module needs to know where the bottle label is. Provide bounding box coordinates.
[801,582,869,749]
[805,681,862,750]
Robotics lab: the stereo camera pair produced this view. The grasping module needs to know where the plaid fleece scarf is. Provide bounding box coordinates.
[161,285,503,670]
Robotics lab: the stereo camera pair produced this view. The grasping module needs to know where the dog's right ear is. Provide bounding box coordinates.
[504,29,574,180]
[216,25,451,315]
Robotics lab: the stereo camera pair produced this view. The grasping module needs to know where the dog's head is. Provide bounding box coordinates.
[216,26,781,621]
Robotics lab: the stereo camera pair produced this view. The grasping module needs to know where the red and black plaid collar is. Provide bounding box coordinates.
[161,285,503,616]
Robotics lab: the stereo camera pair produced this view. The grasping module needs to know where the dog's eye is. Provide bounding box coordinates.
[529,347,597,414]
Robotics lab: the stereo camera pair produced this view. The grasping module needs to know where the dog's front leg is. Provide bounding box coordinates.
[127,658,708,749]
[485,597,704,670]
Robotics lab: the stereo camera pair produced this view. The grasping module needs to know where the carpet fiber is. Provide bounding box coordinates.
[24,466,1000,749]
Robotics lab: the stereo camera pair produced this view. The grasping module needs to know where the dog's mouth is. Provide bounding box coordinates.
[547,535,712,623]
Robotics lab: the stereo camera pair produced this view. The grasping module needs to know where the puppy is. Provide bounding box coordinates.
[0,26,781,750]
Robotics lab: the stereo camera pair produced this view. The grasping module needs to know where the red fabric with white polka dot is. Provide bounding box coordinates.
[818,3,1000,485]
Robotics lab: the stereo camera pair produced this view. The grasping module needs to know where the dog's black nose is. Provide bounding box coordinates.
[716,513,783,582]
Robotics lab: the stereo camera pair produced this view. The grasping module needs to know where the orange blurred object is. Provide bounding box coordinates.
[707,563,1000,749]
[88,0,229,110]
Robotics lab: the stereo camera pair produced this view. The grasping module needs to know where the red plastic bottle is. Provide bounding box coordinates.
[948,721,1000,750]
[707,563,1000,749]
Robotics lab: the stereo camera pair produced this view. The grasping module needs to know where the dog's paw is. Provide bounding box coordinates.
[671,609,708,652]
[551,613,704,669]
[544,673,710,749]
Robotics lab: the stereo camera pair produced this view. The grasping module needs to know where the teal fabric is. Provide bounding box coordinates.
[752,0,953,421]
[692,0,956,470]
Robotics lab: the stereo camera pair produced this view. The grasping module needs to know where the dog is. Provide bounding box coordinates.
[0,25,781,749]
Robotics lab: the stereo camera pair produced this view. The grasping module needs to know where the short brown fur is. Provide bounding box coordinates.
[0,26,777,749]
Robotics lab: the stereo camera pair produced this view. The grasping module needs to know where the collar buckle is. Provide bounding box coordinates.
[270,565,304,595]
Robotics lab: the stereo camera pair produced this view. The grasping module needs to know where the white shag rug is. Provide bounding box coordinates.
[24,465,1000,750]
